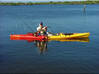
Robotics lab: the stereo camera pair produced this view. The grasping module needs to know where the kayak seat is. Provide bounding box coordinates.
[64,33,74,35]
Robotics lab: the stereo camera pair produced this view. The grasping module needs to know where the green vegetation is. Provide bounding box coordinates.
[0,1,99,5]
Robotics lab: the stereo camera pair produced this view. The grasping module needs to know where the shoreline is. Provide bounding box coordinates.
[0,1,99,5]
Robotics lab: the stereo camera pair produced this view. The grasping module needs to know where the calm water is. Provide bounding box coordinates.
[0,5,99,73]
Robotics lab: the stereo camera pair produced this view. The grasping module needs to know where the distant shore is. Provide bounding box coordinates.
[0,1,99,5]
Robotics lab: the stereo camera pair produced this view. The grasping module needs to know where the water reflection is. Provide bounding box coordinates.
[30,38,89,54]
[34,41,48,54]
[10,38,89,54]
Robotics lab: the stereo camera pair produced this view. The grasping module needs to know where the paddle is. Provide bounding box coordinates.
[23,22,35,32]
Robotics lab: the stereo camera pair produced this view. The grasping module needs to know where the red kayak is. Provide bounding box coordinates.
[10,33,46,41]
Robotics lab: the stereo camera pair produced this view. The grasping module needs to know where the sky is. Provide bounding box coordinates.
[0,0,84,2]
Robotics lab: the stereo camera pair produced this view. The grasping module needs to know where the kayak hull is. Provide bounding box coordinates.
[48,38,89,42]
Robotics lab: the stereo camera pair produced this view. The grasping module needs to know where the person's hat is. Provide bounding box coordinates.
[40,22,43,25]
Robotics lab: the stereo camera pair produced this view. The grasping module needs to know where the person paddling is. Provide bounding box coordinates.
[39,26,48,36]
[36,22,48,36]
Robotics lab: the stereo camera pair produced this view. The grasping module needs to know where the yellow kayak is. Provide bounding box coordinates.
[48,32,90,39]
[48,38,89,42]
